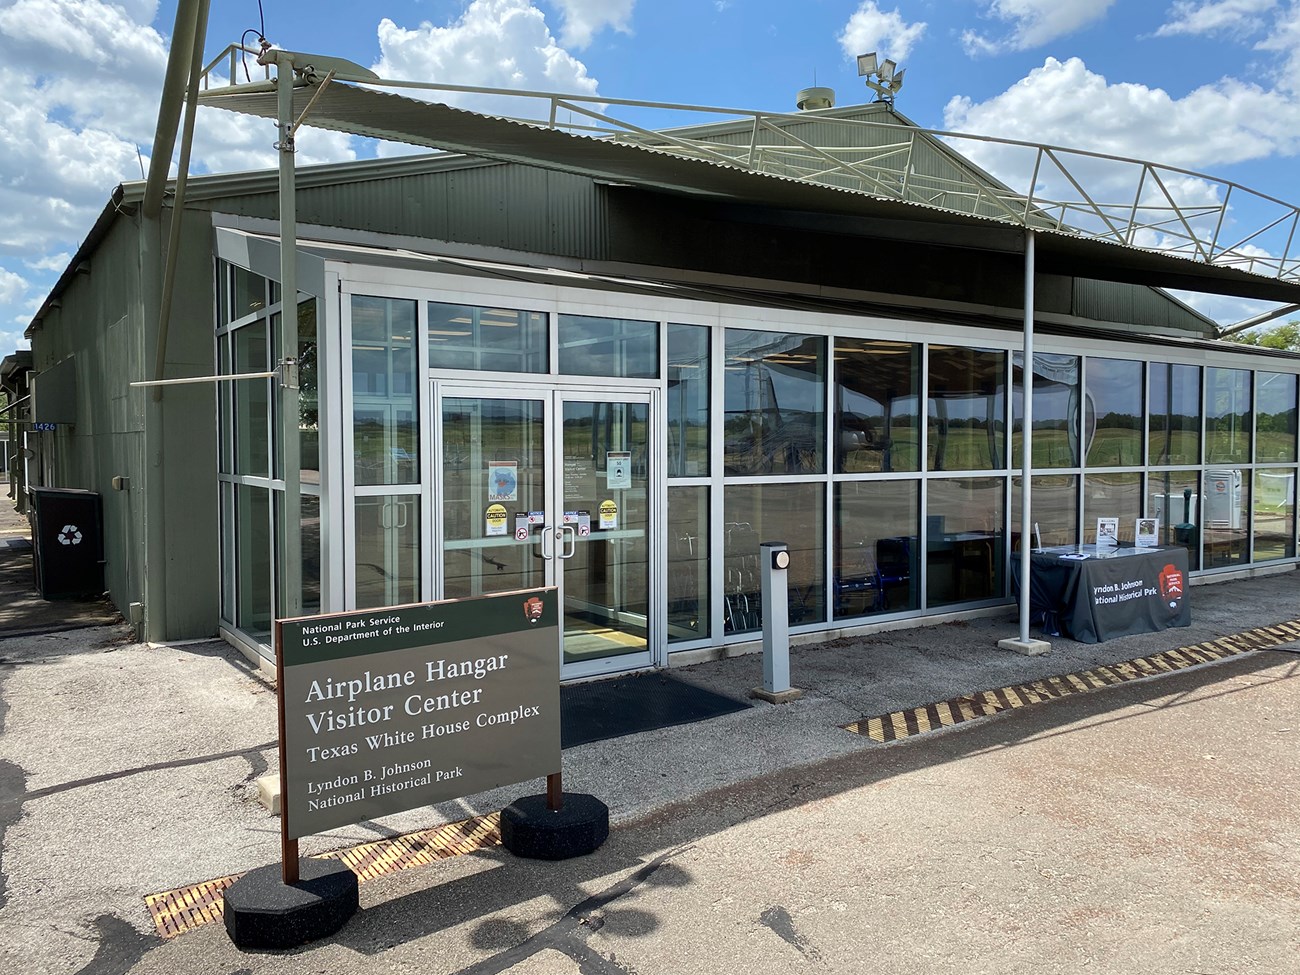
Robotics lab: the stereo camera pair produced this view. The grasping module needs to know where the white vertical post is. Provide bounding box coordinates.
[751,541,802,702]
[276,56,303,629]
[1000,230,1050,655]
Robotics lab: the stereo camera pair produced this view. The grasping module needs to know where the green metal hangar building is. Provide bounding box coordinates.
[18,58,1300,678]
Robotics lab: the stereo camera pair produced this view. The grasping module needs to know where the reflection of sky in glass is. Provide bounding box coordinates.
[724,331,824,414]
[1012,353,1078,427]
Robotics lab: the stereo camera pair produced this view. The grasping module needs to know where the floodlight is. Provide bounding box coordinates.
[880,58,897,82]
[892,68,906,91]
[857,52,878,76]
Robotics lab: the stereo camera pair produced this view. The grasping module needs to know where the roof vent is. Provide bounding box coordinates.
[796,86,835,111]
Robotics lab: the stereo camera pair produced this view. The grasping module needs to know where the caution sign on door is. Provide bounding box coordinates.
[598,499,618,530]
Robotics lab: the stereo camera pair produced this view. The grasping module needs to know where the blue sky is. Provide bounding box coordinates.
[2,0,1299,355]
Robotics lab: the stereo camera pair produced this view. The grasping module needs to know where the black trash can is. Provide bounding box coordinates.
[30,487,105,598]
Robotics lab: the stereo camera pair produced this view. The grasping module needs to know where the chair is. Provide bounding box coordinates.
[834,545,882,616]
[875,537,913,609]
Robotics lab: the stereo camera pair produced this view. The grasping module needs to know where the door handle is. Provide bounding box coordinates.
[559,525,576,559]
[539,524,554,560]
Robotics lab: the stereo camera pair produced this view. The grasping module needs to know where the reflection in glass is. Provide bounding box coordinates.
[1205,367,1252,465]
[1149,470,1201,569]
[355,495,420,608]
[668,486,710,642]
[1256,372,1297,463]
[724,330,825,475]
[1011,475,1078,549]
[233,321,269,477]
[1084,472,1142,543]
[835,480,919,617]
[561,400,650,664]
[231,265,267,320]
[1086,358,1144,467]
[235,484,272,638]
[1012,353,1079,468]
[352,296,418,486]
[298,298,320,480]
[928,347,1006,472]
[441,398,546,600]
[836,339,920,473]
[668,324,710,477]
[926,478,1005,606]
[723,483,825,633]
[1149,363,1200,465]
[1203,469,1249,567]
[428,301,547,373]
[301,494,321,617]
[218,337,232,475]
[558,314,658,379]
[1254,468,1296,561]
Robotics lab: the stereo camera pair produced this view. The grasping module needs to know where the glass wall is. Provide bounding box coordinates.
[1149,363,1201,466]
[558,314,658,379]
[1256,372,1297,464]
[428,301,547,373]
[928,347,1005,471]
[1085,358,1143,468]
[834,480,919,617]
[724,330,825,475]
[352,296,419,486]
[836,339,920,473]
[722,483,825,633]
[667,486,709,642]
[1012,353,1079,469]
[667,324,710,477]
[927,478,1005,606]
[1011,475,1078,549]
[1205,367,1252,466]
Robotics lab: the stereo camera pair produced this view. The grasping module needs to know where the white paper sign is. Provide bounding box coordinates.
[1096,517,1119,547]
[607,451,632,489]
[1135,518,1160,548]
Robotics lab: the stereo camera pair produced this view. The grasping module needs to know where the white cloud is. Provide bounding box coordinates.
[943,56,1300,170]
[838,2,927,62]
[1255,2,1300,93]
[0,0,355,334]
[550,0,635,49]
[1155,0,1278,38]
[370,0,599,141]
[962,0,1116,55]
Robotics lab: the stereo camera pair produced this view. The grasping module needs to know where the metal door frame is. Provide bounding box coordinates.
[432,380,662,680]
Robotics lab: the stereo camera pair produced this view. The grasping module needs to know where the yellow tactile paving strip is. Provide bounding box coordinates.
[144,812,500,939]
[842,620,1300,744]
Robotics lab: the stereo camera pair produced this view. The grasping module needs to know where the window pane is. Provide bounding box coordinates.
[1086,358,1144,467]
[298,298,320,480]
[1254,468,1295,561]
[928,347,1005,471]
[428,301,547,373]
[1206,367,1251,465]
[355,495,421,608]
[1083,472,1142,543]
[667,324,710,477]
[1149,470,1202,569]
[1256,372,1297,463]
[352,296,419,486]
[668,485,710,642]
[723,483,825,633]
[926,477,1005,606]
[235,484,272,639]
[233,321,269,477]
[1011,475,1078,549]
[231,265,267,320]
[301,494,321,617]
[835,480,919,618]
[558,314,657,378]
[1203,470,1249,567]
[218,336,232,475]
[1149,363,1200,465]
[836,339,920,473]
[724,330,825,475]
[1012,353,1079,468]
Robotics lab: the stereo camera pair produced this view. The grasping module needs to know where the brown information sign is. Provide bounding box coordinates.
[277,588,560,840]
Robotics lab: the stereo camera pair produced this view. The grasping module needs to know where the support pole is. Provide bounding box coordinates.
[1000,229,1050,656]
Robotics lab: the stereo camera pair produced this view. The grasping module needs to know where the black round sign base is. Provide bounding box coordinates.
[500,792,610,860]
[222,858,358,951]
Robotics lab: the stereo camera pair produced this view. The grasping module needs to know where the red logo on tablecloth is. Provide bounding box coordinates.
[1159,564,1184,608]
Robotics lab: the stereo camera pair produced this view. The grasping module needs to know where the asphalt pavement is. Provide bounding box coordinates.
[0,492,1297,974]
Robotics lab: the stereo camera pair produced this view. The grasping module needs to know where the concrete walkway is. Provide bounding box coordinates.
[0,522,1296,972]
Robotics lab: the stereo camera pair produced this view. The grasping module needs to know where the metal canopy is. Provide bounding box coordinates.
[198,78,1300,304]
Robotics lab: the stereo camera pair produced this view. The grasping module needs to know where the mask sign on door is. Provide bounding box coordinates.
[607,451,631,489]
[488,462,518,502]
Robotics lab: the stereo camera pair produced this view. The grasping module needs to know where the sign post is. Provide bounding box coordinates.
[223,586,607,950]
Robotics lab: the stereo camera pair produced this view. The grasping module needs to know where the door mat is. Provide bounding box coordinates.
[561,672,751,748]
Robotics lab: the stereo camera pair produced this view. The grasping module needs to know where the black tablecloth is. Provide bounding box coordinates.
[1011,545,1191,643]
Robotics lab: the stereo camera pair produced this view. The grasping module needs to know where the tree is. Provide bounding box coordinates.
[1223,319,1300,352]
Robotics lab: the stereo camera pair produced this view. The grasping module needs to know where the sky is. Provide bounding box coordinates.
[3,0,1300,357]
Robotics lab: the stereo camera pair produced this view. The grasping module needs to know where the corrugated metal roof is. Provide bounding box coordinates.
[199,82,1300,304]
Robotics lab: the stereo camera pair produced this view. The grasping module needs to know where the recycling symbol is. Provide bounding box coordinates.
[57,524,83,546]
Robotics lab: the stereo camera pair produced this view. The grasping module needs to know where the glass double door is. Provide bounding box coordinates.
[437,384,656,678]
